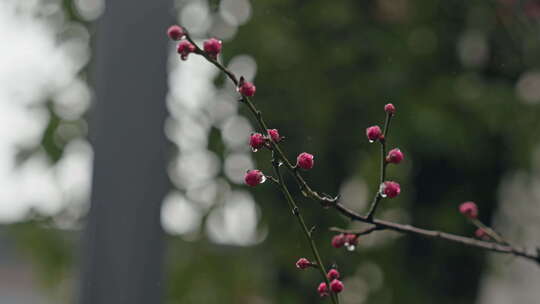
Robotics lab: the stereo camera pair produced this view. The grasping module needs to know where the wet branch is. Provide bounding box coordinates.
[183,29,540,266]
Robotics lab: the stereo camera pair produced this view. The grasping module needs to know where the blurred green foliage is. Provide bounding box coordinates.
[7,218,74,289]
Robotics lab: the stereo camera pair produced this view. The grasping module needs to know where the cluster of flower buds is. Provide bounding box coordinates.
[295,259,344,296]
[244,133,317,186]
[458,201,494,241]
[317,269,344,297]
[244,129,285,186]
[176,41,196,61]
[167,25,223,61]
[366,104,403,199]
[331,233,358,250]
[366,103,398,143]
[249,129,282,152]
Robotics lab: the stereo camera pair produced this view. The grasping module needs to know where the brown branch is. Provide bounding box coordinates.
[333,202,540,264]
[180,29,540,266]
[330,226,383,237]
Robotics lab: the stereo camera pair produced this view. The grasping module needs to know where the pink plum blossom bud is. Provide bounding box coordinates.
[330,279,344,293]
[327,269,340,280]
[244,170,264,187]
[384,103,396,115]
[366,126,382,142]
[297,152,314,170]
[177,41,196,60]
[238,80,256,97]
[267,129,281,142]
[331,234,346,248]
[203,38,222,59]
[249,133,266,151]
[386,148,404,164]
[475,228,489,240]
[459,201,478,219]
[381,181,401,198]
[167,25,185,40]
[344,233,358,245]
[317,282,329,297]
[296,258,312,269]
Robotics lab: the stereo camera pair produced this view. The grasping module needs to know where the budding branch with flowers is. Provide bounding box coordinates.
[167,24,540,301]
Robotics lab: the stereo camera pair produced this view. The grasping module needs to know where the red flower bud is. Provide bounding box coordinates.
[327,269,340,280]
[296,152,314,170]
[317,282,329,297]
[459,201,478,219]
[295,258,312,269]
[203,38,222,59]
[244,170,265,187]
[381,181,401,198]
[167,25,185,41]
[267,129,281,142]
[249,133,266,151]
[384,103,396,115]
[366,125,382,142]
[344,233,358,245]
[177,40,196,61]
[386,148,404,164]
[330,279,344,293]
[331,234,346,248]
[238,80,256,97]
[475,228,489,240]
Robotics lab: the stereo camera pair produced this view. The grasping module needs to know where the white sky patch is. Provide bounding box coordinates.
[206,191,260,246]
[0,0,92,224]
[161,191,202,236]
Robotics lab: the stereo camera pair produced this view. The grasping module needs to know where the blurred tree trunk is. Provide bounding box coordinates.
[80,1,172,303]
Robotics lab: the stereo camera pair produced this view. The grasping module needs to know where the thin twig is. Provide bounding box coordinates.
[272,156,339,304]
[471,218,511,246]
[366,112,392,220]
[334,202,540,264]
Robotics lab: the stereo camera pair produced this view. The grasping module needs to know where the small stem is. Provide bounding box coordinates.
[272,159,338,304]
[366,193,382,221]
[381,112,393,181]
[366,113,393,220]
[471,218,509,245]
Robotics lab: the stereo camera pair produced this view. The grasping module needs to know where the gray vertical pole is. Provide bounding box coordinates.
[80,1,171,303]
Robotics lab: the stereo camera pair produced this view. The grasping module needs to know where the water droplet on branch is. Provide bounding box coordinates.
[345,243,356,251]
